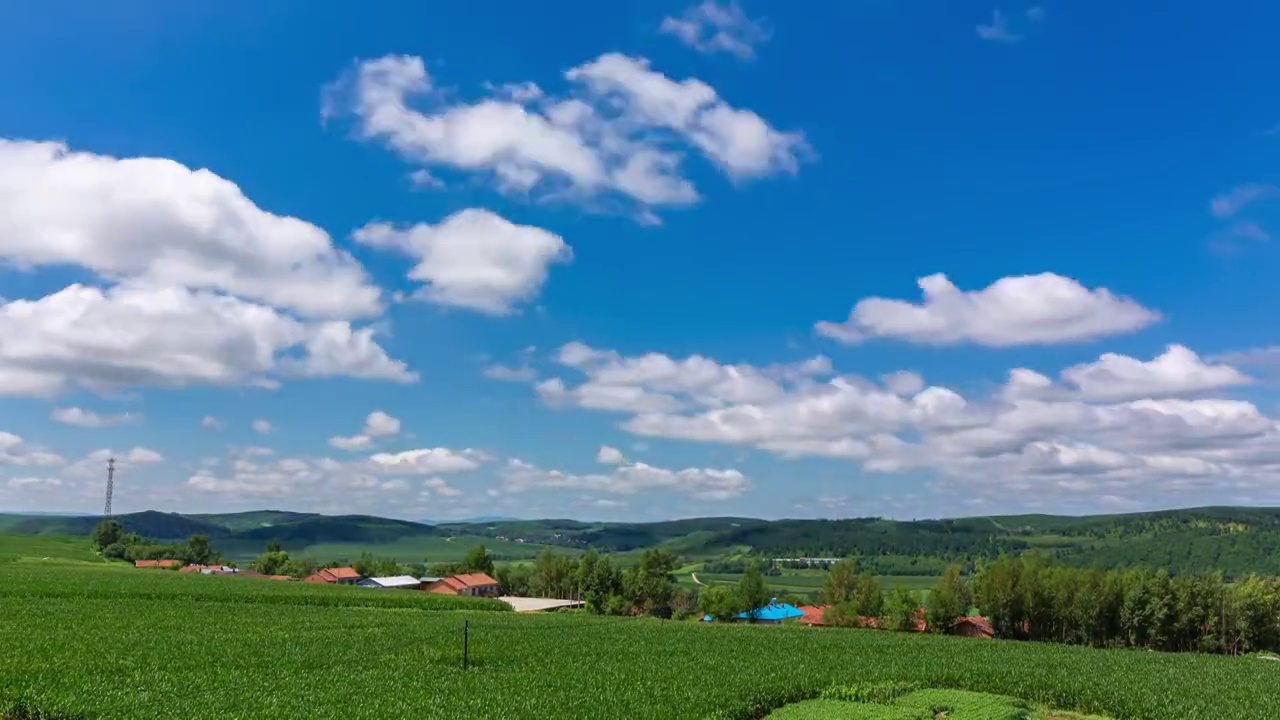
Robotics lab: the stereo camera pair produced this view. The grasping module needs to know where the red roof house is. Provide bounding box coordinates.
[425,573,500,597]
[303,567,362,585]
[949,616,994,639]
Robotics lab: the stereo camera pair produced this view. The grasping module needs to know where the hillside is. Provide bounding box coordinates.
[5,505,1280,576]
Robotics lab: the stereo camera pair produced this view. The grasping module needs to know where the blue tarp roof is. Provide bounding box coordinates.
[702,599,805,622]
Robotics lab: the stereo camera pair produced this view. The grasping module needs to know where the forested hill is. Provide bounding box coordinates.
[4,505,1280,576]
[437,506,1280,577]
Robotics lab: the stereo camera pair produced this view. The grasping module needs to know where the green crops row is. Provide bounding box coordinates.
[2,564,1277,720]
[0,563,510,612]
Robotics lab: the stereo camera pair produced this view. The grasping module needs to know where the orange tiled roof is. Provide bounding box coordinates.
[327,567,361,580]
[453,573,498,587]
[797,605,827,626]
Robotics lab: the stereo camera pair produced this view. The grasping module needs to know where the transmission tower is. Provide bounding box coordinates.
[103,457,116,519]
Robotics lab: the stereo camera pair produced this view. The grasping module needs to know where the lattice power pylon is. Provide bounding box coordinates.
[103,457,116,519]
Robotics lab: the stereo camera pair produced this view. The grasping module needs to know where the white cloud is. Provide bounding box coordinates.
[977,9,1021,43]
[0,283,415,397]
[660,1,771,60]
[500,458,749,500]
[1211,183,1279,219]
[596,445,626,465]
[329,410,402,451]
[6,476,64,490]
[327,53,805,217]
[423,477,463,497]
[815,273,1159,347]
[201,416,222,430]
[1026,6,1045,22]
[1057,345,1251,402]
[530,339,1280,509]
[484,363,537,382]
[353,209,571,315]
[251,419,273,435]
[0,139,381,319]
[367,447,488,475]
[64,447,163,480]
[0,432,65,467]
[51,407,137,428]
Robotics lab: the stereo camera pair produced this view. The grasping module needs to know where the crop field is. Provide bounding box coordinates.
[2,563,1276,719]
[0,534,107,565]
[765,686,1111,719]
[297,534,557,565]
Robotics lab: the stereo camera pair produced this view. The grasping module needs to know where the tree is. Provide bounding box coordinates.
[495,565,532,596]
[91,520,123,551]
[820,558,859,605]
[853,572,883,617]
[698,585,742,622]
[625,549,678,617]
[266,539,283,553]
[738,562,771,622]
[531,548,579,598]
[186,535,215,565]
[881,586,921,632]
[926,564,971,633]
[461,545,495,576]
[578,550,624,614]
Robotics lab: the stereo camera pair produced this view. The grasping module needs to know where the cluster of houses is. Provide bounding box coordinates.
[133,560,502,598]
[704,599,995,639]
[304,568,503,597]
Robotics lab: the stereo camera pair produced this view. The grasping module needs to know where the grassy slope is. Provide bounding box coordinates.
[0,534,106,565]
[1,564,1274,720]
[300,534,555,564]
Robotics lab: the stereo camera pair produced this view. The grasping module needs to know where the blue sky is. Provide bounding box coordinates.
[1,0,1279,521]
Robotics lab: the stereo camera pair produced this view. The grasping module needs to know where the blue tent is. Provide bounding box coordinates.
[703,598,804,623]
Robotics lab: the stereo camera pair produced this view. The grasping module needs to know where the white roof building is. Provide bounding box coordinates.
[357,575,422,589]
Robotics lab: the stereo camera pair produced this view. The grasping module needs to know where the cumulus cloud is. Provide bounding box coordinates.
[188,446,485,504]
[596,445,626,465]
[353,210,571,315]
[6,477,65,490]
[328,410,402,451]
[0,432,65,467]
[660,1,771,60]
[367,447,488,475]
[326,52,806,217]
[1058,345,1251,401]
[500,457,749,500]
[251,419,274,435]
[201,416,222,430]
[0,283,415,397]
[815,273,1159,347]
[51,407,137,428]
[0,139,381,319]
[531,339,1280,508]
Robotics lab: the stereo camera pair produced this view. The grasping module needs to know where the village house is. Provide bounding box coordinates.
[949,616,994,639]
[357,575,422,590]
[425,572,500,597]
[303,567,362,585]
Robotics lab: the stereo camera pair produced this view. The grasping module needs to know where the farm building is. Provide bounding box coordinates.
[949,616,994,639]
[357,575,422,590]
[180,564,237,575]
[134,559,181,569]
[704,600,805,624]
[425,572,501,597]
[303,567,363,585]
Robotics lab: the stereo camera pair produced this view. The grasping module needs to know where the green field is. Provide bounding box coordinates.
[1,561,1275,719]
[0,534,109,565]
[766,687,1109,719]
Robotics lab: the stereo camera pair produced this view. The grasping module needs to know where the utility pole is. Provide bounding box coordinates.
[103,457,116,519]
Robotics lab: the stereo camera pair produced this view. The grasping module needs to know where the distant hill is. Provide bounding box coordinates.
[6,505,1280,576]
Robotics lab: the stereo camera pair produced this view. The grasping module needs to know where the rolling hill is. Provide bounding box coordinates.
[4,505,1280,576]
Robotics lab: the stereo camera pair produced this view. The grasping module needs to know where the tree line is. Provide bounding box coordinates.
[971,554,1280,654]
[92,520,221,566]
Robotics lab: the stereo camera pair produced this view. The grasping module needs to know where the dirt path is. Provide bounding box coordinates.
[691,572,707,586]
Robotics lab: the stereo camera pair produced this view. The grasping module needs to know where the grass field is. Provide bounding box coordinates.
[765,687,1107,719]
[2,561,1276,719]
[0,534,108,565]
